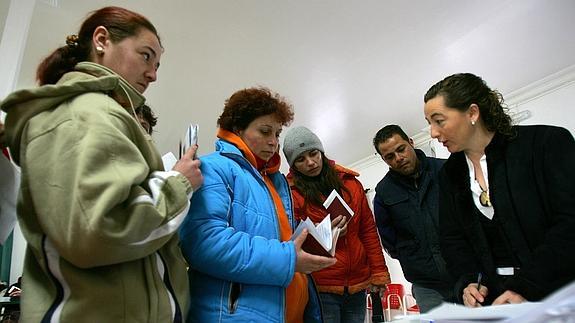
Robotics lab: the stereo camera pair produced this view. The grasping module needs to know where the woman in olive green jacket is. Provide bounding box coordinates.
[0,6,202,322]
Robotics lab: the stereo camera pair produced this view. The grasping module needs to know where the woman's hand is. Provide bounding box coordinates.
[331,215,348,237]
[463,282,488,307]
[492,290,526,305]
[8,287,21,297]
[293,229,337,273]
[173,144,203,191]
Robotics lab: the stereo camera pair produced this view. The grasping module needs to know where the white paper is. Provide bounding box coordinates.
[292,217,339,252]
[313,216,333,249]
[323,189,355,218]
[397,280,575,322]
[0,153,20,244]
[180,123,198,158]
[162,152,178,171]
[509,279,575,323]
[411,302,538,321]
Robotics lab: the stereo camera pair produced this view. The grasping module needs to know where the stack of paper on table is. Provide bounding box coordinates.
[393,279,575,322]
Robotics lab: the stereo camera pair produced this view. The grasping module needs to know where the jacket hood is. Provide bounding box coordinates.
[0,62,144,164]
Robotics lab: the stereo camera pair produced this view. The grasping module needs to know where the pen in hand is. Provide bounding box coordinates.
[476,272,483,290]
[476,272,483,304]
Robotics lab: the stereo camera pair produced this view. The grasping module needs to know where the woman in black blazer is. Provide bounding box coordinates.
[423,73,575,307]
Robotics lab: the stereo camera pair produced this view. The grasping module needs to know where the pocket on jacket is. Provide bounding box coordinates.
[383,193,412,224]
[382,193,409,206]
[228,282,242,314]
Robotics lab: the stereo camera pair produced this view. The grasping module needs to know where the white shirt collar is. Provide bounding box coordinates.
[464,153,494,220]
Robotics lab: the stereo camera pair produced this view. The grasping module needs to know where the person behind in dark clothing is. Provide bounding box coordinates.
[135,104,157,135]
[372,125,454,312]
[1,277,21,323]
[424,72,575,307]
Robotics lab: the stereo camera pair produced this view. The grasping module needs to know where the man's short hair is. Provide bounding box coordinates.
[372,125,409,155]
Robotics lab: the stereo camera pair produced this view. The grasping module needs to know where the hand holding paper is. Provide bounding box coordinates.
[492,290,526,305]
[173,123,203,190]
[292,216,341,257]
[173,145,203,191]
[293,228,337,274]
[179,123,199,159]
[331,215,348,237]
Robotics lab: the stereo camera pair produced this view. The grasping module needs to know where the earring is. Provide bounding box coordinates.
[471,120,476,126]
[96,46,104,55]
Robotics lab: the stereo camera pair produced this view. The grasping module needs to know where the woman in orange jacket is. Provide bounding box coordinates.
[283,126,391,323]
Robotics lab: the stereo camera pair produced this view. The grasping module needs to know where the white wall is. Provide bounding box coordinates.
[508,67,575,134]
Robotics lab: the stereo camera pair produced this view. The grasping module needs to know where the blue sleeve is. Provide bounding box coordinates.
[179,160,296,287]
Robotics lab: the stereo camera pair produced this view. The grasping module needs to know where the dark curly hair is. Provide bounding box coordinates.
[217,87,294,132]
[424,73,514,138]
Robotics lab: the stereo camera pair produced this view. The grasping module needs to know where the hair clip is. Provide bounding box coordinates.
[66,34,79,48]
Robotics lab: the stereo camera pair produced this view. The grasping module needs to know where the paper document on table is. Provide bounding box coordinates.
[508,279,575,323]
[409,302,538,322]
[398,279,575,322]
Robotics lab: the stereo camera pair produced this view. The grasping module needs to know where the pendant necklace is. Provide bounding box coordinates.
[479,185,491,207]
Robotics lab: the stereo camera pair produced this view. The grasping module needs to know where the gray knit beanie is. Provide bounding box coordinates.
[282,126,324,167]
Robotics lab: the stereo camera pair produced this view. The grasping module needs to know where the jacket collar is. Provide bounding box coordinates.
[1,62,145,164]
[216,128,281,175]
[74,62,145,110]
[484,130,512,161]
[446,130,513,189]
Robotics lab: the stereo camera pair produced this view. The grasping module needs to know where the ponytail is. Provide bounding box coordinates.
[36,35,88,85]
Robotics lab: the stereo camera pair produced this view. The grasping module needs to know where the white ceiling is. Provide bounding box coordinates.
[9,0,575,170]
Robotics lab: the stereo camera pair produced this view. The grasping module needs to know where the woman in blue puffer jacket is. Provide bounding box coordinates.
[179,87,336,322]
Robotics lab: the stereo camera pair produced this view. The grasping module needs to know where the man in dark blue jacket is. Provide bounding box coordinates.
[372,125,453,312]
